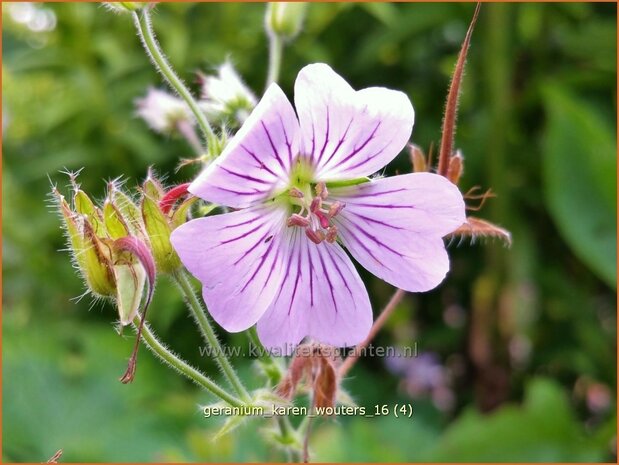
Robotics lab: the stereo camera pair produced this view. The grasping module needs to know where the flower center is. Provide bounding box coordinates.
[285,181,344,245]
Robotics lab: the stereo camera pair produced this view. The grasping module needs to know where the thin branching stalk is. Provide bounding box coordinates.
[173,269,252,402]
[133,8,216,150]
[135,317,246,408]
[338,288,407,378]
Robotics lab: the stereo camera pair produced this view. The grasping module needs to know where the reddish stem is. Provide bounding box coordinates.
[437,3,481,176]
[338,288,406,378]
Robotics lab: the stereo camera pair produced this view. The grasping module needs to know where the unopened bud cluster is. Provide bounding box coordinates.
[52,171,193,325]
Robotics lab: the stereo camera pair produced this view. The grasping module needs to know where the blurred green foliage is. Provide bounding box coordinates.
[2,2,616,462]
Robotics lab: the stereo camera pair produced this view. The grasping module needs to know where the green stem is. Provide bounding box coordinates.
[277,416,302,462]
[173,269,251,402]
[133,8,216,150]
[265,33,284,89]
[135,317,245,408]
[248,326,282,385]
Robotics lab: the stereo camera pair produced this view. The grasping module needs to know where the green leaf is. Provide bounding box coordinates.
[541,84,617,288]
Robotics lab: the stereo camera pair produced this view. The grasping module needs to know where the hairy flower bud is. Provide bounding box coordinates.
[54,188,116,297]
[141,178,182,273]
[266,2,307,41]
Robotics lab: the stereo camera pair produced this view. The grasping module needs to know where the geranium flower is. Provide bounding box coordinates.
[171,63,465,354]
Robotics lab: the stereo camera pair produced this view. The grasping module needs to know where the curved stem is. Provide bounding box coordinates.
[338,288,407,378]
[133,8,216,150]
[135,317,245,408]
[173,269,251,402]
[265,33,284,89]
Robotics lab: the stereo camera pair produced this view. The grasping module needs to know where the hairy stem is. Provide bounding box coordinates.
[277,416,302,462]
[135,317,245,408]
[173,269,251,402]
[248,326,282,385]
[266,33,284,89]
[133,8,216,150]
[437,2,481,176]
[338,288,407,378]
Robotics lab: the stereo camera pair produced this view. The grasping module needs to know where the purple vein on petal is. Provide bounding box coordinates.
[221,214,263,230]
[239,233,277,292]
[220,166,271,185]
[215,186,266,196]
[278,113,294,164]
[233,229,272,265]
[347,210,405,230]
[316,244,338,313]
[343,201,417,210]
[220,222,265,245]
[337,121,381,166]
[345,144,389,171]
[241,144,280,179]
[326,247,354,300]
[317,105,330,161]
[336,217,386,267]
[347,187,407,199]
[262,242,282,291]
[261,121,286,171]
[306,240,315,307]
[349,221,404,257]
[287,239,303,316]
[275,231,297,304]
[320,116,354,170]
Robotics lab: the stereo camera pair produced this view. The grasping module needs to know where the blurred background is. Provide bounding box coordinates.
[2,2,617,462]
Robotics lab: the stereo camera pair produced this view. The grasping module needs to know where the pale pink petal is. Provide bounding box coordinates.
[294,63,414,181]
[170,205,288,332]
[257,229,372,355]
[190,84,300,208]
[330,173,466,292]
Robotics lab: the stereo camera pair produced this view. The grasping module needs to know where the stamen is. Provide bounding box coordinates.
[315,182,328,200]
[310,197,322,213]
[315,210,330,229]
[287,213,310,228]
[289,187,305,198]
[325,225,338,243]
[327,201,345,218]
[305,228,325,244]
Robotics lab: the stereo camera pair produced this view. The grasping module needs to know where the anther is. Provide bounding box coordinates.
[325,225,338,243]
[287,213,310,228]
[315,210,330,229]
[305,228,325,244]
[289,187,304,198]
[328,201,345,218]
[310,197,322,213]
[315,182,328,200]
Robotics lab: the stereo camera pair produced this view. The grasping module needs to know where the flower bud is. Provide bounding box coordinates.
[135,88,194,134]
[54,188,116,297]
[141,178,182,273]
[113,236,156,326]
[198,62,256,127]
[265,2,307,41]
[103,199,130,239]
[447,150,464,185]
[114,262,146,325]
[108,182,143,236]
